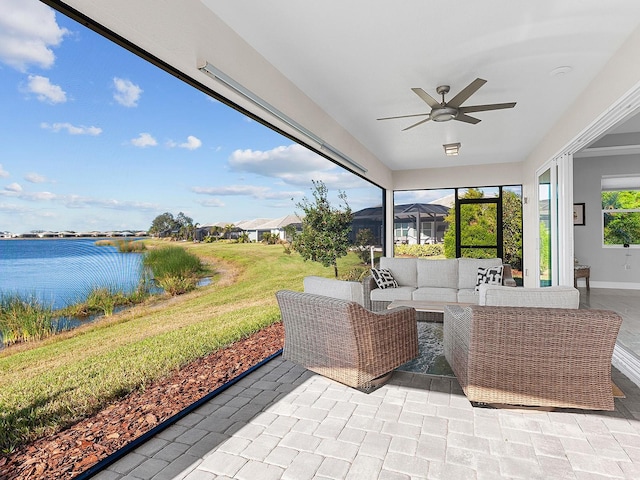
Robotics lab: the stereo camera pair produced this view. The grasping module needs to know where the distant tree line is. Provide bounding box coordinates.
[149,212,198,241]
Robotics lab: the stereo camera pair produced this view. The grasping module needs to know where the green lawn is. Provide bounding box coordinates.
[0,241,363,453]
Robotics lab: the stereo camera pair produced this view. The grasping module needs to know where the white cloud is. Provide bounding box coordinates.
[0,202,28,213]
[30,191,57,201]
[197,198,226,208]
[41,122,102,135]
[180,135,202,150]
[0,0,68,71]
[113,77,142,107]
[191,185,302,201]
[0,164,9,178]
[0,186,158,211]
[167,135,203,150]
[26,75,67,104]
[130,133,157,148]
[5,183,22,193]
[278,170,368,189]
[24,172,49,183]
[192,185,267,196]
[229,144,330,176]
[226,143,367,190]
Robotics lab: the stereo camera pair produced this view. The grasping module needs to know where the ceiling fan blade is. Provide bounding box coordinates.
[459,102,516,113]
[402,116,432,131]
[447,78,487,108]
[455,113,481,124]
[411,88,440,108]
[377,112,429,121]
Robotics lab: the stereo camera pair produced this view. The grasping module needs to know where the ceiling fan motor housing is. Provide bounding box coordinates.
[431,106,458,122]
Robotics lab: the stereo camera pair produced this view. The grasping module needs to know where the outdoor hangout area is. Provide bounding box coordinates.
[10,1,640,479]
[94,277,640,479]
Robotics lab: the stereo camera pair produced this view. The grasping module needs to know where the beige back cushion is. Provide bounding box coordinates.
[303,276,364,306]
[416,259,458,289]
[379,257,417,287]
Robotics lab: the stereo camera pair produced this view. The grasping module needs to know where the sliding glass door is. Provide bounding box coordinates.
[538,168,554,286]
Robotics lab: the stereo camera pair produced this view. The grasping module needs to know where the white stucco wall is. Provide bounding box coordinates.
[393,162,523,191]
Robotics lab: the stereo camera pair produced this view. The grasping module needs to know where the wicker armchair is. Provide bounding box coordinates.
[276,290,418,392]
[444,305,622,410]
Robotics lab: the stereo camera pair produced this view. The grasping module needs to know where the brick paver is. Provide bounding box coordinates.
[97,356,640,479]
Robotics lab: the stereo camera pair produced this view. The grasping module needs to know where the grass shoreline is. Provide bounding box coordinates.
[0,241,363,453]
[0,243,208,348]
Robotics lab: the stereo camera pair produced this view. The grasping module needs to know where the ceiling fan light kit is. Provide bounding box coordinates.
[431,107,458,122]
[377,78,516,130]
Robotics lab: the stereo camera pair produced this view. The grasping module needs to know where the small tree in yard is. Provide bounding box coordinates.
[293,180,353,278]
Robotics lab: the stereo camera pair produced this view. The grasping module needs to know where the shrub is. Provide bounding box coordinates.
[393,243,444,258]
[339,265,370,282]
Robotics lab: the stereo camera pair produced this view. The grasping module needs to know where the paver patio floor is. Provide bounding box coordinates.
[94,355,640,480]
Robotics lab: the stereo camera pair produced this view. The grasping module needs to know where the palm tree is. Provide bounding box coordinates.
[223,224,235,240]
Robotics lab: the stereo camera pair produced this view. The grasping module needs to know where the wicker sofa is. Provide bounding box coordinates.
[276,290,418,392]
[363,256,515,312]
[444,304,622,410]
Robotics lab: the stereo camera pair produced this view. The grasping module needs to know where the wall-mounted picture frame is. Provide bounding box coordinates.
[573,203,585,226]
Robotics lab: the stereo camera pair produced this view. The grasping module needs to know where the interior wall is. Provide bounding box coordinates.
[521,24,640,287]
[574,155,640,289]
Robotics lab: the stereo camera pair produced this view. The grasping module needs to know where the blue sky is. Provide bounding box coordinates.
[0,1,381,234]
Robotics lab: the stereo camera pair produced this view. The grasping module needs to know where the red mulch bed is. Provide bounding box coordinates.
[0,322,284,480]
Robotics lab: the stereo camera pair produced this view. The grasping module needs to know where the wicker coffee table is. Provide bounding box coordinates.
[387,300,475,322]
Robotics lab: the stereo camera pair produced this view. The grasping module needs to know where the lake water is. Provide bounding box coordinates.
[0,238,144,310]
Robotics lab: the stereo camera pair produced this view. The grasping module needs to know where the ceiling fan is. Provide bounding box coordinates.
[377,78,516,131]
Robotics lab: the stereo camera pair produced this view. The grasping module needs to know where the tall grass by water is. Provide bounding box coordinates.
[60,283,152,318]
[0,244,201,349]
[95,238,147,252]
[143,245,204,295]
[0,295,55,346]
[0,241,363,453]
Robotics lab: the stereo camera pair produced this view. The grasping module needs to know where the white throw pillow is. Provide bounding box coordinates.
[371,268,398,289]
[475,265,503,292]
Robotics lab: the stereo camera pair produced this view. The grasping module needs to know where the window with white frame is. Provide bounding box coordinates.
[602,175,640,246]
[394,222,410,238]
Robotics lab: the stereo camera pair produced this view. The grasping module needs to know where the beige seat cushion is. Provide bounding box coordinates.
[412,287,458,302]
[457,288,480,304]
[370,286,415,301]
[479,284,579,308]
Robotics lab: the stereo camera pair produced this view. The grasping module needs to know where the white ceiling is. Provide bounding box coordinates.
[201,0,640,170]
